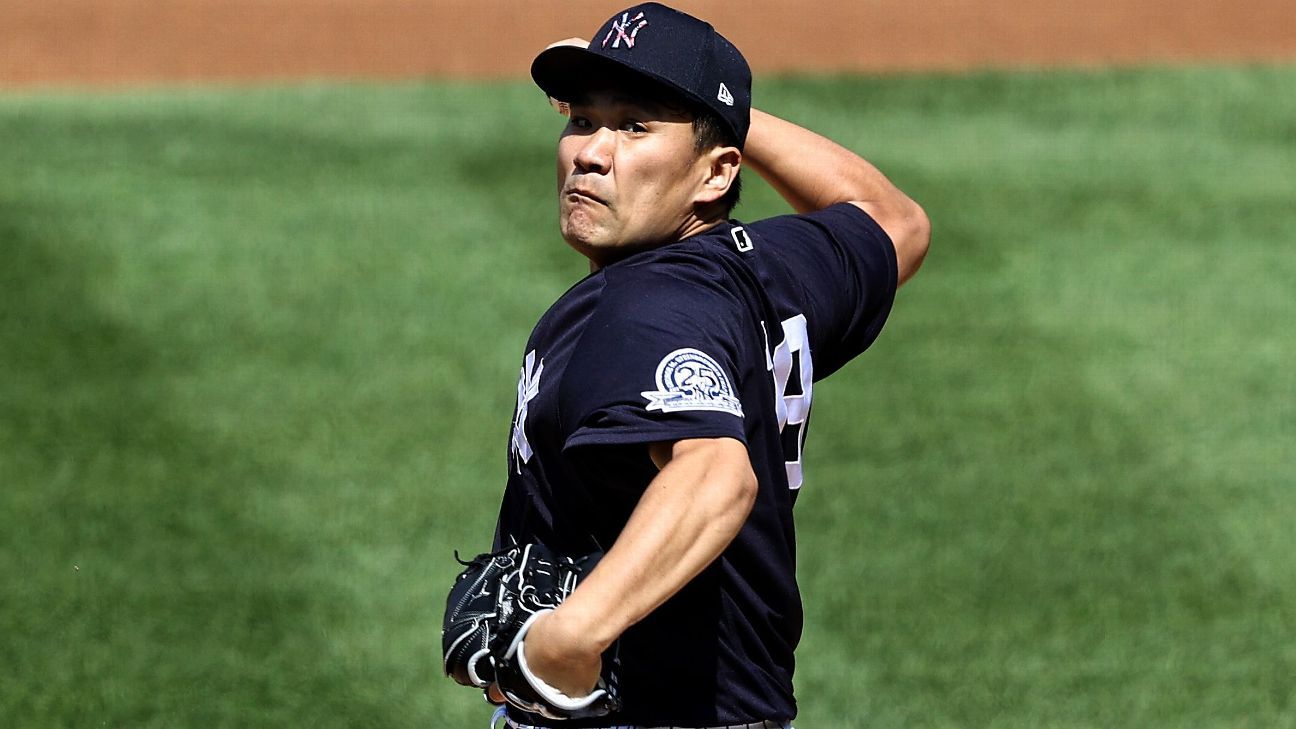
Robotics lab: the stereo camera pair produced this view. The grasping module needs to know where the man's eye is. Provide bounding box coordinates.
[620,121,647,133]
[568,116,592,130]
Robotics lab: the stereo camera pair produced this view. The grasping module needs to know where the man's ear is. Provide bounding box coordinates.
[694,146,741,205]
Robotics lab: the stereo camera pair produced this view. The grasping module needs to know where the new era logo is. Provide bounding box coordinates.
[717,82,734,107]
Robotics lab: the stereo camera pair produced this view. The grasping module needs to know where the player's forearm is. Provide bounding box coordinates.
[743,108,902,213]
[744,108,931,283]
[554,437,756,653]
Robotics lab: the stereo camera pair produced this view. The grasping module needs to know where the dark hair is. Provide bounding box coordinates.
[691,108,742,214]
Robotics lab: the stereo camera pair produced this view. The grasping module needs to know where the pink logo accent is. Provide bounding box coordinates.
[602,11,648,49]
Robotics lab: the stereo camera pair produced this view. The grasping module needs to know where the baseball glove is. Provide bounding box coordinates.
[443,543,622,720]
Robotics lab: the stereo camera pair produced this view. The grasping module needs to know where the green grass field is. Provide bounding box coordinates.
[2,65,1294,728]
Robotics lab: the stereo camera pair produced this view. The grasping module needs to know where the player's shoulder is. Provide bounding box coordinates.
[599,237,746,312]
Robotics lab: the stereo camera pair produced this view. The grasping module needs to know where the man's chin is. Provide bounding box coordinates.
[560,219,609,252]
[561,235,609,265]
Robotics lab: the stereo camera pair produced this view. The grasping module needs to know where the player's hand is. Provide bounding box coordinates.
[448,544,620,717]
[517,608,604,699]
[542,38,591,117]
[483,609,602,707]
[545,37,590,50]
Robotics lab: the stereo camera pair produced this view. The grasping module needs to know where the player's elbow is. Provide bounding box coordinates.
[663,437,758,532]
[709,443,758,530]
[848,197,930,286]
[893,197,930,286]
[732,459,758,515]
[714,466,758,539]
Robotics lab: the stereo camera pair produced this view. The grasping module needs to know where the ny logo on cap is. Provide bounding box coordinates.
[603,11,648,49]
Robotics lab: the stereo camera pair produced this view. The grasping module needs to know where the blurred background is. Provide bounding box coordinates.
[5,0,1296,86]
[2,2,1294,727]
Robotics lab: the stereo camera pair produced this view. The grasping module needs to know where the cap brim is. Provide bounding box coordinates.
[532,46,618,101]
[531,43,747,149]
[531,45,699,112]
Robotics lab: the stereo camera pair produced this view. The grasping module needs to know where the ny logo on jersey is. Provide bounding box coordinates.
[602,11,648,49]
[510,350,544,473]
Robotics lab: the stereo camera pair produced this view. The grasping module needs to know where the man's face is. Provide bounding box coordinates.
[556,90,711,265]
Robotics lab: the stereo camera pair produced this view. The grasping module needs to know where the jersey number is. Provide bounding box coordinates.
[767,315,813,489]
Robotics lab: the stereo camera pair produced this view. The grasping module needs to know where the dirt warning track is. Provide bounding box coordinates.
[2,0,1294,88]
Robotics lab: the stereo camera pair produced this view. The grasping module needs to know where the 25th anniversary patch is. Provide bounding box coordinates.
[641,348,744,417]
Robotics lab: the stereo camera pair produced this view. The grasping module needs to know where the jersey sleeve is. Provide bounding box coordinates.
[745,202,898,378]
[560,262,751,452]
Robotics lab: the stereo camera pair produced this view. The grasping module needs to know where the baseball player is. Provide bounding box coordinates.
[480,3,929,727]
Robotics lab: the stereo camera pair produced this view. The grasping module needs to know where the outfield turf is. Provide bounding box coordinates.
[1,65,1293,728]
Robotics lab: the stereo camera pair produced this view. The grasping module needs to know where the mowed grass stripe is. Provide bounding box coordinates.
[1,66,1293,728]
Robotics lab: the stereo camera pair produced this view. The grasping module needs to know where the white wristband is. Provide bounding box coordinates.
[506,610,609,712]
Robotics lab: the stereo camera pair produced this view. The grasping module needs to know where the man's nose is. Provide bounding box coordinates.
[573,127,615,174]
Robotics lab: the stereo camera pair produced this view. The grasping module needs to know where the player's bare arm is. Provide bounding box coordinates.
[515,437,757,697]
[744,108,931,284]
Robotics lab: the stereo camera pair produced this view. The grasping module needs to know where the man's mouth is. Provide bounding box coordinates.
[564,187,608,206]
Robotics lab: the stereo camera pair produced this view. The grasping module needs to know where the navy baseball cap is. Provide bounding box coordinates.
[531,3,752,148]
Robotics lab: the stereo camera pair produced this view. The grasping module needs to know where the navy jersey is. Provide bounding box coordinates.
[494,203,897,726]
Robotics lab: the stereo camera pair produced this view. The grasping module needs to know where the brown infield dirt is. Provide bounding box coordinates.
[1,0,1294,89]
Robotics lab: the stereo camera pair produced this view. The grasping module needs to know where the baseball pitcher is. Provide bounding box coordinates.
[444,4,930,727]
